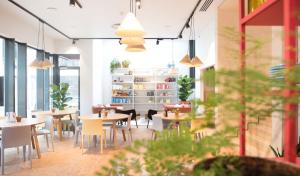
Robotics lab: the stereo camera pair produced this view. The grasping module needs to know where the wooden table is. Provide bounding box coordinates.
[79,113,129,147]
[92,105,123,115]
[156,112,189,122]
[0,117,45,159]
[164,104,192,113]
[32,110,77,141]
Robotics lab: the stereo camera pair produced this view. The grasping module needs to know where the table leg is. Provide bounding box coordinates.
[112,121,118,147]
[58,119,63,141]
[31,125,41,159]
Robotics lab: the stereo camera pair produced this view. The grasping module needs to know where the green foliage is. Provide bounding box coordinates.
[110,59,121,73]
[177,75,194,101]
[121,59,130,68]
[50,83,72,110]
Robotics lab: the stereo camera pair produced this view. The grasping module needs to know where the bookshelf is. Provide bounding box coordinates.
[111,68,179,114]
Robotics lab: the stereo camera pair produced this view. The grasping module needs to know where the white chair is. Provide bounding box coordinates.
[115,113,133,144]
[34,117,55,151]
[151,115,163,140]
[73,111,82,146]
[81,118,106,154]
[1,126,32,175]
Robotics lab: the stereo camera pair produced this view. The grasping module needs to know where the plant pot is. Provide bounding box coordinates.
[51,108,56,113]
[193,156,300,176]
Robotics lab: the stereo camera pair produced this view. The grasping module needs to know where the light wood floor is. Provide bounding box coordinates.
[4,126,152,176]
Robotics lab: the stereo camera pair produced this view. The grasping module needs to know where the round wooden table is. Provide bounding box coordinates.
[32,110,77,141]
[0,117,45,159]
[156,112,190,121]
[79,113,129,147]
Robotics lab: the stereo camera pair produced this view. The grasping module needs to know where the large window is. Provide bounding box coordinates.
[0,39,4,116]
[27,48,37,114]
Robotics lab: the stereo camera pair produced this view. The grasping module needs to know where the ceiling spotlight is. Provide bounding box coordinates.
[178,33,183,39]
[70,0,75,6]
[119,39,122,45]
[185,22,190,29]
[72,39,76,45]
[136,0,141,9]
[156,39,160,45]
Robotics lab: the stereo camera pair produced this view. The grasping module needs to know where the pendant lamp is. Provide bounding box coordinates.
[126,44,146,52]
[120,37,145,45]
[179,54,192,66]
[116,12,145,37]
[191,56,203,67]
[30,22,54,69]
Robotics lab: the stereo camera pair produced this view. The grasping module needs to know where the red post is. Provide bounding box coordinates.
[283,0,298,163]
[239,0,246,156]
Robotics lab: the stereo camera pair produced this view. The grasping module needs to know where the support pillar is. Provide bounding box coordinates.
[283,0,298,163]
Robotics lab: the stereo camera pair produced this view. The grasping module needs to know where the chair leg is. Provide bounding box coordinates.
[100,135,103,154]
[135,119,138,128]
[50,134,55,152]
[129,129,133,142]
[103,130,107,148]
[23,146,26,161]
[147,119,150,128]
[29,144,32,168]
[1,148,4,175]
[122,130,126,142]
[45,134,49,148]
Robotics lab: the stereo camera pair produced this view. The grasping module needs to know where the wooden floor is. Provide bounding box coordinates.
[4,126,152,176]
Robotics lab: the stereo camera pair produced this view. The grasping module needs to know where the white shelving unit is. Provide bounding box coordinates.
[111,68,178,115]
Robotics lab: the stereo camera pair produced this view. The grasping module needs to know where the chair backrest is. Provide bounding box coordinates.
[147,109,158,120]
[115,109,136,120]
[82,118,103,136]
[2,126,32,148]
[152,115,163,132]
[72,111,80,127]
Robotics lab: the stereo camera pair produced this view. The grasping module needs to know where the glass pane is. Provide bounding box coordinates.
[27,48,37,115]
[59,69,79,109]
[59,56,79,67]
[0,38,4,116]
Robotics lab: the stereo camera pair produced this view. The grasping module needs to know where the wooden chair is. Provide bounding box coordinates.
[81,118,106,154]
[115,113,133,144]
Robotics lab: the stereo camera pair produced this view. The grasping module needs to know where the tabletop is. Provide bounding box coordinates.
[79,113,129,121]
[154,112,190,121]
[0,117,45,128]
[32,109,77,117]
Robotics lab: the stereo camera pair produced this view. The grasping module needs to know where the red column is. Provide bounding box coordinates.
[283,0,298,163]
[239,0,246,156]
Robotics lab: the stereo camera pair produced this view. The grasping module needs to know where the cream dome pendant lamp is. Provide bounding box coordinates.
[30,21,54,69]
[116,0,146,52]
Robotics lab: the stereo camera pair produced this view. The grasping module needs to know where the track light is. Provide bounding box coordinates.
[185,22,190,29]
[136,0,141,9]
[178,33,183,39]
[119,39,122,45]
[70,0,75,6]
[156,39,159,45]
[72,39,76,45]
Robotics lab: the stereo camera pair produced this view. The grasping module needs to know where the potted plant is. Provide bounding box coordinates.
[110,58,121,73]
[121,59,130,68]
[50,83,72,110]
[177,75,193,103]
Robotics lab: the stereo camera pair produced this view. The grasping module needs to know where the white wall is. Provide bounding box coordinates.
[0,2,56,52]
[93,39,190,105]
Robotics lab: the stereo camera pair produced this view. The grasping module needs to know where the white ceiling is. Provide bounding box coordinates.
[2,0,224,39]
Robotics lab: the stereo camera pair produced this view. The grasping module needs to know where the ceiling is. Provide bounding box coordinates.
[2,0,223,39]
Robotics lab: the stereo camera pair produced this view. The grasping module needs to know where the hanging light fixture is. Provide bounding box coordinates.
[120,37,145,45]
[30,21,54,69]
[116,0,146,51]
[126,44,146,52]
[179,15,203,67]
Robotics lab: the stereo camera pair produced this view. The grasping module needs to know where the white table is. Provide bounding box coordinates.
[79,113,129,147]
[0,117,45,159]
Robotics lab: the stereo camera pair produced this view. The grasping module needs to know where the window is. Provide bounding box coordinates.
[27,47,37,114]
[0,39,4,116]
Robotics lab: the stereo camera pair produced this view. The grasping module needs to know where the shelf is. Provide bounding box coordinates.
[156,96,177,98]
[134,96,155,97]
[112,96,133,98]
[134,82,156,84]
[112,89,133,91]
[112,82,133,84]
[134,103,156,105]
[111,103,133,105]
[156,89,177,91]
[156,82,177,84]
[112,74,133,77]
